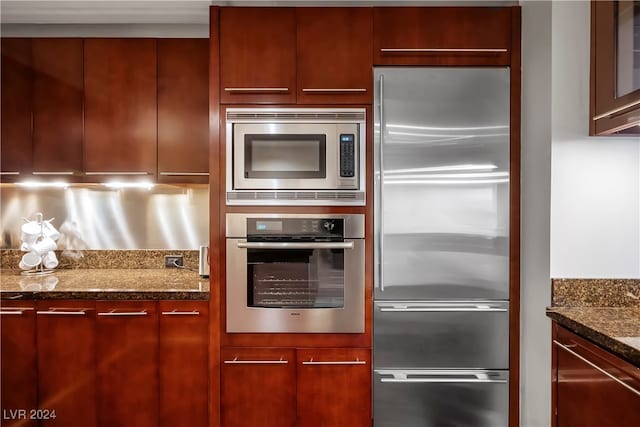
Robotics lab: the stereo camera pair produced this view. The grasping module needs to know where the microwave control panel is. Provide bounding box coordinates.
[339,134,356,178]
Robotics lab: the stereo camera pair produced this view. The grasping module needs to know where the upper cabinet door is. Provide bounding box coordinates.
[1,38,32,180]
[590,1,640,135]
[296,8,373,104]
[157,39,210,184]
[84,39,157,181]
[373,7,512,66]
[32,38,84,180]
[220,8,296,104]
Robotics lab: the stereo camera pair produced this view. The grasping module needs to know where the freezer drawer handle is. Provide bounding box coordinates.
[302,357,366,365]
[237,241,354,250]
[554,340,640,397]
[378,303,507,312]
[223,356,288,365]
[380,48,508,53]
[376,369,508,384]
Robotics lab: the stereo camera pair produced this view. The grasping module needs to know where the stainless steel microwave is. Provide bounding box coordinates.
[225,108,366,205]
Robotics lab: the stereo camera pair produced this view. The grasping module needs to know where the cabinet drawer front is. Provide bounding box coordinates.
[374,369,508,427]
[374,301,509,369]
[373,7,512,66]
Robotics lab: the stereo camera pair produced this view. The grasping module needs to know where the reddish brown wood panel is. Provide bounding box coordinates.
[554,326,640,427]
[36,300,97,427]
[31,38,84,179]
[0,301,37,427]
[209,7,222,427]
[95,301,158,427]
[220,8,296,104]
[590,1,640,135]
[159,301,209,427]
[0,38,32,180]
[296,8,373,104]
[373,7,511,66]
[296,348,371,427]
[84,39,157,180]
[220,347,296,427]
[157,38,210,184]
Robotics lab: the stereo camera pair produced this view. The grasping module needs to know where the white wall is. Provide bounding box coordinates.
[550,0,640,279]
[520,1,552,426]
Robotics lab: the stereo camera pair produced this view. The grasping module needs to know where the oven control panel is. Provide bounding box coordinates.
[248,218,344,241]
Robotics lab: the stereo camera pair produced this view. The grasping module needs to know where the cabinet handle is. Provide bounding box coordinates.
[37,309,87,316]
[224,87,289,93]
[0,171,20,175]
[554,340,640,397]
[593,99,640,120]
[159,172,209,176]
[161,310,200,316]
[224,357,288,365]
[98,310,148,316]
[85,172,150,176]
[302,358,366,365]
[302,88,367,93]
[32,171,77,176]
[0,308,32,315]
[380,48,508,53]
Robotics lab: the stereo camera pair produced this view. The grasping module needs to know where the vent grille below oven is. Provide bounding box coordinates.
[226,111,366,121]
[227,191,365,205]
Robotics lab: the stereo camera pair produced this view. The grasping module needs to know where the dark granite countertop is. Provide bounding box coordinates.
[0,268,209,300]
[547,306,640,367]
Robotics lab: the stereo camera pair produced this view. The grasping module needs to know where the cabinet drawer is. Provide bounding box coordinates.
[373,7,512,66]
[374,301,509,369]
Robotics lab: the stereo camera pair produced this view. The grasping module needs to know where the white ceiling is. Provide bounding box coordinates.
[0,0,518,24]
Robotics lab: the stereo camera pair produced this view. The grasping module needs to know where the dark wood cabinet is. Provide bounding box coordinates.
[84,39,157,180]
[552,325,640,427]
[159,301,209,427]
[296,348,371,427]
[296,8,373,104]
[0,301,37,427]
[1,38,32,181]
[590,1,640,135]
[373,7,513,66]
[157,39,210,184]
[220,8,296,104]
[31,38,84,179]
[36,300,97,427]
[221,347,297,427]
[95,301,158,427]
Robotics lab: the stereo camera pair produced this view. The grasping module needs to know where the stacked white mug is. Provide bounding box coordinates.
[19,212,60,274]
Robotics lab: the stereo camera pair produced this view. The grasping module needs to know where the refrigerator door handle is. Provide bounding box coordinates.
[377,74,385,293]
[375,369,508,383]
[376,302,508,312]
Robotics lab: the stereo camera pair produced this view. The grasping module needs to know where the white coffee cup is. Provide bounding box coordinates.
[19,252,42,270]
[43,251,58,269]
[31,237,57,256]
[43,221,60,241]
[21,221,42,244]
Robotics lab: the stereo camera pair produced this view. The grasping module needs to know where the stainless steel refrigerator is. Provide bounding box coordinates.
[373,68,511,427]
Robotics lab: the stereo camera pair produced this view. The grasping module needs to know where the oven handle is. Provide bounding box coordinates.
[236,241,354,250]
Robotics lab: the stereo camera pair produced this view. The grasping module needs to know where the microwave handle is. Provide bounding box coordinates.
[236,241,354,250]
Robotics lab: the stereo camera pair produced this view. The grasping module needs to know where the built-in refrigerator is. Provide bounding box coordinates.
[373,68,511,427]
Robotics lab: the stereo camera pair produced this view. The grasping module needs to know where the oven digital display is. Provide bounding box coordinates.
[255,221,283,232]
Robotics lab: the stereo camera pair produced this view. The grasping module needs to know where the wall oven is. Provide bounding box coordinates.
[226,213,365,333]
[225,108,366,205]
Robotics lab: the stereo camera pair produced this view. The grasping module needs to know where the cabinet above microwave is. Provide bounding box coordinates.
[225,108,366,206]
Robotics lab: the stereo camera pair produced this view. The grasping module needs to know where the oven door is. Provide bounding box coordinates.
[226,238,365,333]
[233,123,358,190]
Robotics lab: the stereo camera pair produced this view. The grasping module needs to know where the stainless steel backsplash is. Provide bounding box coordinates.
[0,184,209,249]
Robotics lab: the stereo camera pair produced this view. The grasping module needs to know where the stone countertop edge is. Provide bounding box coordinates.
[0,290,209,301]
[546,309,640,367]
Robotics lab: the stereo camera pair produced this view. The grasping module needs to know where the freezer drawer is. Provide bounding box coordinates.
[374,301,509,369]
[373,369,509,427]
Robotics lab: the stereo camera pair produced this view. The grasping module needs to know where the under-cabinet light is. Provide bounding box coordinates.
[17,181,69,189]
[103,182,154,190]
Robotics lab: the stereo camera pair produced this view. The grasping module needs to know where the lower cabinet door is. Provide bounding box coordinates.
[159,301,208,427]
[297,348,371,427]
[0,301,37,427]
[36,300,97,427]
[95,301,158,427]
[221,347,296,427]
